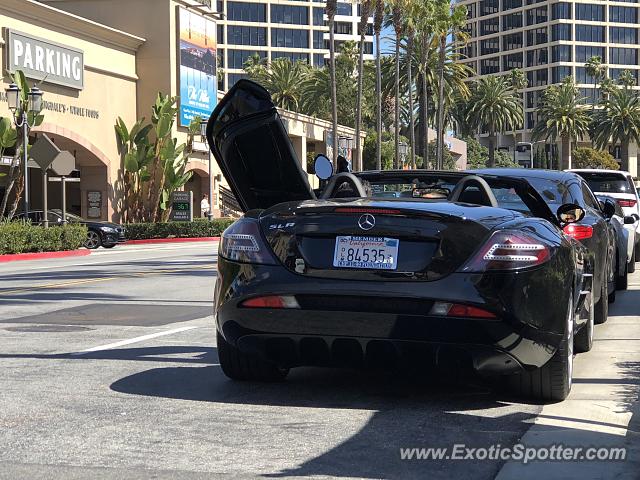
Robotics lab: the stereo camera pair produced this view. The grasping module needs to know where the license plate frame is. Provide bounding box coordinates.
[333,236,399,270]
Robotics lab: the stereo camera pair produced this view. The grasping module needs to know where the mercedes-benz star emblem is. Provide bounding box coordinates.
[358,214,376,231]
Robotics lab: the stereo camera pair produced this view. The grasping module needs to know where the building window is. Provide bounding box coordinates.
[610,6,638,23]
[467,2,477,19]
[526,6,547,25]
[271,28,309,48]
[610,47,638,65]
[527,27,548,46]
[527,47,548,67]
[610,26,638,44]
[313,53,326,67]
[217,24,224,44]
[576,25,604,42]
[481,38,500,55]
[611,68,638,84]
[576,4,604,21]
[464,42,477,58]
[313,30,324,49]
[336,2,352,16]
[575,67,594,84]
[227,49,266,69]
[272,51,309,63]
[526,90,544,108]
[271,5,308,25]
[480,58,500,74]
[551,45,571,62]
[552,24,572,41]
[503,32,523,51]
[480,0,499,16]
[551,2,571,20]
[364,42,373,55]
[578,88,597,104]
[503,0,522,10]
[502,12,523,31]
[226,1,266,22]
[552,66,572,84]
[217,48,225,68]
[227,26,267,46]
[480,18,499,35]
[576,46,605,63]
[527,68,548,87]
[503,52,523,70]
[334,21,352,34]
[313,7,324,26]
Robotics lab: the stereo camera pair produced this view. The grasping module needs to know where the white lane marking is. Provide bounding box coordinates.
[72,326,199,355]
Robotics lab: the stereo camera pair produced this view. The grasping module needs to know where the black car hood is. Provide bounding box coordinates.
[206,80,315,212]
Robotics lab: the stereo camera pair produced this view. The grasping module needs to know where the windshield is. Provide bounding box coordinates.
[575,172,632,194]
[49,210,84,222]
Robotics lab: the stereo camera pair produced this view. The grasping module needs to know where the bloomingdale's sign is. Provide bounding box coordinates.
[6,30,84,90]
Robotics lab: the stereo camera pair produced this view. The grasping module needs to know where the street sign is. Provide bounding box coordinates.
[50,151,76,176]
[29,134,60,170]
[170,191,193,222]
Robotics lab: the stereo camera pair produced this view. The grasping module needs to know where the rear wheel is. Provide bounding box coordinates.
[617,253,629,290]
[595,278,609,325]
[575,290,594,353]
[507,295,574,402]
[628,247,636,274]
[217,330,289,382]
[103,244,117,249]
[84,230,102,249]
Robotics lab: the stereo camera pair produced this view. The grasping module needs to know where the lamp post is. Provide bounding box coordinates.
[201,119,214,220]
[5,83,44,218]
[399,142,409,169]
[517,141,544,168]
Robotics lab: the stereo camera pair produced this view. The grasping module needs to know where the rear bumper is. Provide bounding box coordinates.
[215,258,573,374]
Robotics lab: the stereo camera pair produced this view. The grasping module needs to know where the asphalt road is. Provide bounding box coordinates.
[0,243,638,479]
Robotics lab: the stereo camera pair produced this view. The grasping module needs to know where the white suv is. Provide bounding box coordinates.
[570,169,640,253]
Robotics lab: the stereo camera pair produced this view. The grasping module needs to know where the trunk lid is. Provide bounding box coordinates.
[206,79,315,211]
[259,199,517,281]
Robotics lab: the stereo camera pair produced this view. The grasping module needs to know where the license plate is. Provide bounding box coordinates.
[333,236,399,270]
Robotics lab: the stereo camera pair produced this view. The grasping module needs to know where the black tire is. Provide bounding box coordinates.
[628,247,636,274]
[216,330,289,382]
[507,295,574,402]
[575,290,594,353]
[84,230,102,249]
[103,244,117,249]
[617,258,629,291]
[595,277,609,325]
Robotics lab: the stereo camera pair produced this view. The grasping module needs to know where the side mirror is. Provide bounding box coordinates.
[314,154,333,181]
[557,203,586,225]
[600,198,616,220]
[624,215,637,225]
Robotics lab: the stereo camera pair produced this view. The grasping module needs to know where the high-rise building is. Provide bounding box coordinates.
[459,0,640,171]
[215,0,374,90]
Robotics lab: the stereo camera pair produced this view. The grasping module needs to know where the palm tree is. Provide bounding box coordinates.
[618,69,636,89]
[591,87,640,171]
[433,0,467,169]
[467,75,523,167]
[326,0,339,163]
[389,0,406,169]
[509,68,528,159]
[355,0,372,172]
[374,0,385,170]
[413,0,435,165]
[585,56,606,110]
[532,77,590,170]
[404,1,418,169]
[245,58,309,111]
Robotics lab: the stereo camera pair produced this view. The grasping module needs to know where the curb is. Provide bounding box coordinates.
[124,236,221,245]
[0,249,91,263]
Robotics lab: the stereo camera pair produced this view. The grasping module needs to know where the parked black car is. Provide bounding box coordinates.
[17,210,126,249]
[207,80,596,402]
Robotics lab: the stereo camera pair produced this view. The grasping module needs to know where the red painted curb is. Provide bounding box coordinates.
[124,236,221,245]
[0,249,91,263]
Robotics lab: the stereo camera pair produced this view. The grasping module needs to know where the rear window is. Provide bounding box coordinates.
[575,172,632,194]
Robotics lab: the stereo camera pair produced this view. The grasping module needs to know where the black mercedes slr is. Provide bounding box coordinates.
[207,80,596,402]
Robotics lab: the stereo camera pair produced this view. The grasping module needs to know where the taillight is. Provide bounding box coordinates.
[240,295,300,309]
[461,230,552,272]
[220,218,278,264]
[563,224,593,240]
[333,207,402,215]
[430,302,496,319]
[617,199,637,208]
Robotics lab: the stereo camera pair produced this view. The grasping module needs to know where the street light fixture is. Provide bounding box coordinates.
[5,83,45,218]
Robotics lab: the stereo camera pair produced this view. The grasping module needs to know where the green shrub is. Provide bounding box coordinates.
[0,221,87,255]
[125,218,235,240]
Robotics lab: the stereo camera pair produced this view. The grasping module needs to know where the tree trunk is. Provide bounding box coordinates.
[354,30,366,172]
[436,35,447,170]
[621,141,630,172]
[561,137,571,170]
[329,16,338,164]
[488,128,496,168]
[407,35,416,169]
[375,28,382,170]
[420,72,429,168]
[394,37,401,169]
